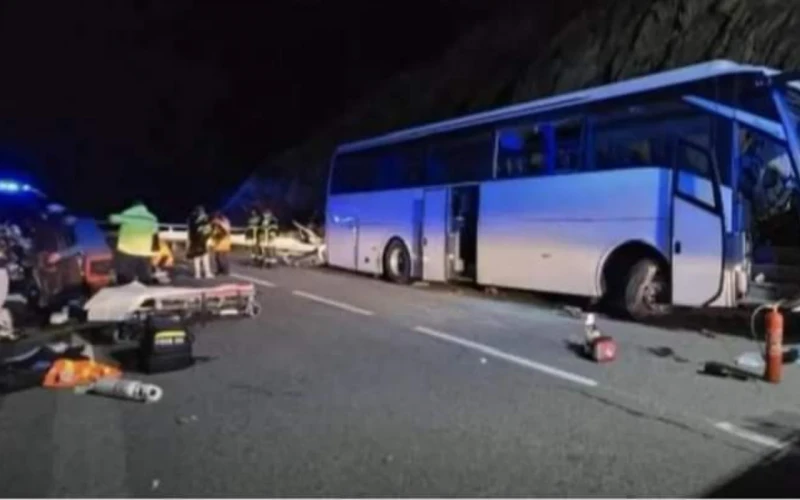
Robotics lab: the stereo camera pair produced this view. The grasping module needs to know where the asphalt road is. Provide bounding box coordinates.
[1,262,800,497]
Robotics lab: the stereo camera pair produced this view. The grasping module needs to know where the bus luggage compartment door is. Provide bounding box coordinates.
[327,214,358,270]
[670,139,725,307]
[422,188,449,282]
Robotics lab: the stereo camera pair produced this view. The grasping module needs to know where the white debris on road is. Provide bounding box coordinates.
[268,221,326,266]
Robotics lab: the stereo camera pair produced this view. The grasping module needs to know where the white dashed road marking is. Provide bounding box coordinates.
[231,273,277,288]
[714,421,790,450]
[232,268,797,450]
[292,290,375,316]
[412,325,598,387]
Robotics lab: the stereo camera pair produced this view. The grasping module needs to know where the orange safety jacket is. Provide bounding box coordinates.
[211,216,232,252]
[152,236,175,268]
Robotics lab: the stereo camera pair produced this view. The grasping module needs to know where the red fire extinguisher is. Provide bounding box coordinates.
[764,305,784,384]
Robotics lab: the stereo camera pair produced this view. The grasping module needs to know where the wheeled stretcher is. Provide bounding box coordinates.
[83,277,260,342]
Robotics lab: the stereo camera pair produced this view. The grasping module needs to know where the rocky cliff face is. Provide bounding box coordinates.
[225,0,800,224]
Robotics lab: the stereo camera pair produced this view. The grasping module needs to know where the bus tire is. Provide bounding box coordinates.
[383,239,412,285]
[620,258,668,320]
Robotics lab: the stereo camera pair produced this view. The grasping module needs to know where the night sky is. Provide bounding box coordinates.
[0,0,513,221]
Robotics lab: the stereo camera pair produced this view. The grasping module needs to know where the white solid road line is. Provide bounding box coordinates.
[292,290,375,316]
[412,325,598,388]
[231,272,277,288]
[714,421,790,450]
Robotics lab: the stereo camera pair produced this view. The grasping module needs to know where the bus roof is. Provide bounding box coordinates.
[336,60,778,154]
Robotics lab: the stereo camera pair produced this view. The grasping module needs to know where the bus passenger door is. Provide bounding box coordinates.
[327,214,358,270]
[670,138,725,307]
[422,188,448,282]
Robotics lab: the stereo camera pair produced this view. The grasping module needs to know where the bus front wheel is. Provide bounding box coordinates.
[383,239,412,285]
[620,258,669,320]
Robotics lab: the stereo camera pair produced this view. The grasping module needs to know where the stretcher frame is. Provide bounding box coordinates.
[83,280,260,342]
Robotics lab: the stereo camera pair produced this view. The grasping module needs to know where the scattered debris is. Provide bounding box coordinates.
[87,377,163,403]
[700,361,758,381]
[0,308,16,341]
[736,351,765,370]
[153,269,171,285]
[176,414,199,425]
[699,329,718,339]
[785,347,800,364]
[561,305,583,319]
[647,346,690,363]
[584,314,616,363]
[0,343,89,394]
[47,342,70,355]
[735,347,800,371]
[49,309,70,326]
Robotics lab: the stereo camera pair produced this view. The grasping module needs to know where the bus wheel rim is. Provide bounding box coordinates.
[641,278,664,309]
[389,247,404,276]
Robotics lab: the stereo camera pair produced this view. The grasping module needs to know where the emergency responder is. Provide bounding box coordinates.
[151,233,174,283]
[210,211,231,275]
[245,207,263,265]
[108,200,159,285]
[187,205,214,279]
[262,207,279,267]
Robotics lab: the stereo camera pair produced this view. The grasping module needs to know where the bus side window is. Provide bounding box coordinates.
[427,132,494,185]
[593,125,660,170]
[495,126,545,179]
[552,117,584,173]
[425,153,449,185]
[373,144,427,190]
[375,148,403,191]
[331,152,374,194]
[676,139,712,178]
[405,149,426,187]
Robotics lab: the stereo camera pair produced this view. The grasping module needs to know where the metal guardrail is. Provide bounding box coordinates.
[96,221,322,250]
[96,220,249,246]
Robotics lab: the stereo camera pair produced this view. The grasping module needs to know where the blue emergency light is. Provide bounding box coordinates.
[0,180,35,194]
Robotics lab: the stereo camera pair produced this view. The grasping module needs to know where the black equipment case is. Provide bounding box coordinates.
[138,315,194,374]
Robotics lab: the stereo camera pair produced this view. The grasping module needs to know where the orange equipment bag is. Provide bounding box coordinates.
[42,358,122,389]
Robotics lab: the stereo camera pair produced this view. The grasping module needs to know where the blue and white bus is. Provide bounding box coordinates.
[325,60,800,318]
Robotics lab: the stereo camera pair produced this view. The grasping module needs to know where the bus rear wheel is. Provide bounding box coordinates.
[383,239,412,285]
[620,258,669,320]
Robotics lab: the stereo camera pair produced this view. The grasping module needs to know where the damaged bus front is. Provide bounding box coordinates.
[723,72,800,308]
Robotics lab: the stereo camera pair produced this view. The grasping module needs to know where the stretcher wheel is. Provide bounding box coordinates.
[111,326,125,344]
[246,300,262,318]
[110,324,139,344]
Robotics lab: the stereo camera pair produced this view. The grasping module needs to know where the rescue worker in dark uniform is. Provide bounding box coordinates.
[245,206,278,267]
[245,207,260,265]
[187,205,213,279]
[262,208,279,266]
